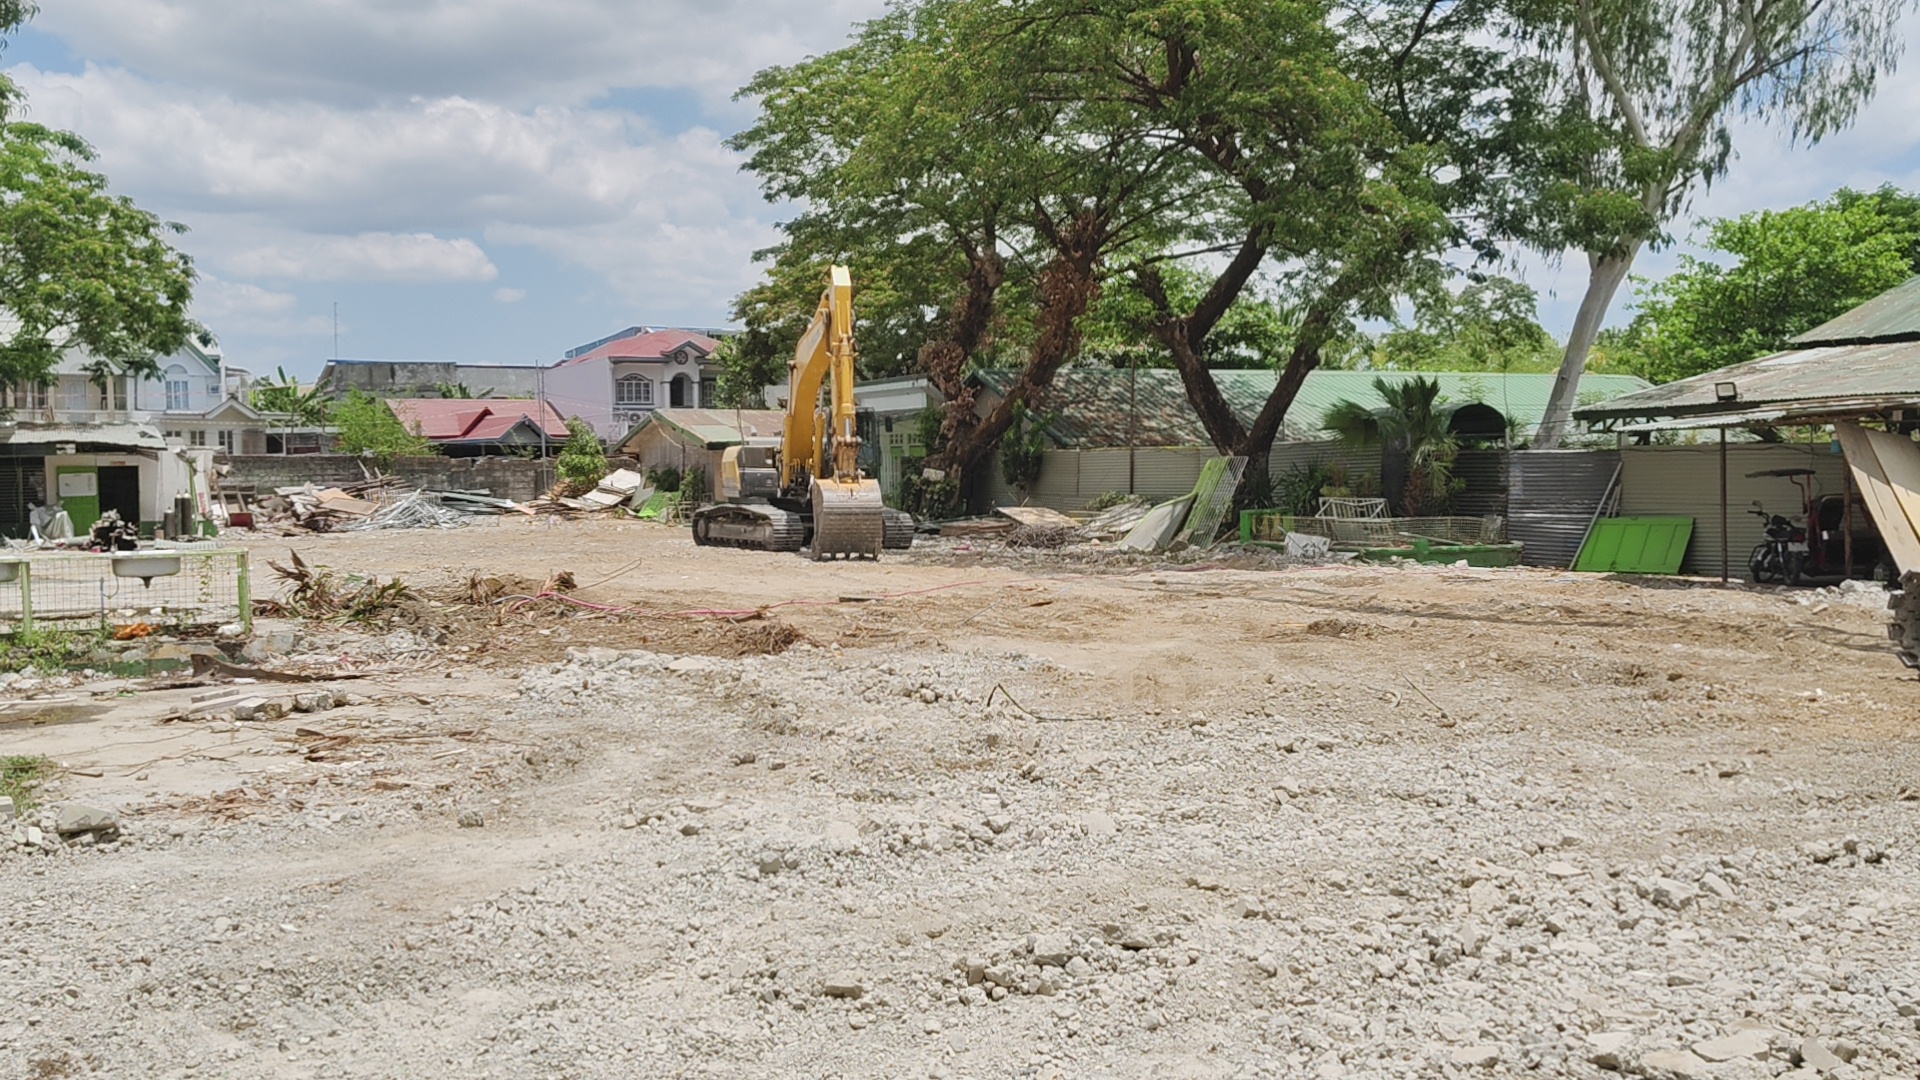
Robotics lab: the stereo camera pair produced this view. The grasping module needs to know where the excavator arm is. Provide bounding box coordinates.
[782,265,862,490]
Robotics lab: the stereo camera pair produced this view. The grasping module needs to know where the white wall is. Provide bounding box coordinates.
[542,359,614,440]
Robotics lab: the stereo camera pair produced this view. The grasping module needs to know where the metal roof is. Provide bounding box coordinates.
[971,368,1652,448]
[0,423,168,450]
[1575,341,1920,423]
[1791,274,1920,345]
[619,409,786,451]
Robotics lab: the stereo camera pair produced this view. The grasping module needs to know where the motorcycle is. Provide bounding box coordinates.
[1747,503,1808,585]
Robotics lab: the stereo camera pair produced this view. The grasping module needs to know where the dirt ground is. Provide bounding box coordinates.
[3,516,1918,1079]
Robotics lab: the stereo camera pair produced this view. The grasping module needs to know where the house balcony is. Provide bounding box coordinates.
[10,408,142,428]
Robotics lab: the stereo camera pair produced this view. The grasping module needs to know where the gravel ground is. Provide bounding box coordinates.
[3,521,1918,1079]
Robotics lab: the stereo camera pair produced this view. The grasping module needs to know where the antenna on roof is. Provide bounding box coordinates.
[332,302,339,360]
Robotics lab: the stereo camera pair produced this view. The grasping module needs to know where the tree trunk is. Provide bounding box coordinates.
[929,215,1105,487]
[1137,232,1267,455]
[1233,287,1346,472]
[918,244,1006,455]
[1532,242,1640,448]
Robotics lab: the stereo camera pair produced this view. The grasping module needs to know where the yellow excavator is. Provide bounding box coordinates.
[691,266,913,558]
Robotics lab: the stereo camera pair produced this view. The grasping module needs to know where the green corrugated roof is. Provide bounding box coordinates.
[1791,274,1920,345]
[971,368,1652,448]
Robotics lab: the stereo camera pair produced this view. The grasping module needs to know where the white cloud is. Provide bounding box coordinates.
[30,0,889,110]
[189,276,331,340]
[229,232,499,283]
[10,64,777,309]
[493,287,526,304]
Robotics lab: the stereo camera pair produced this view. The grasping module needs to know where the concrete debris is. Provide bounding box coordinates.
[53,803,117,836]
[456,808,486,829]
[0,795,13,821]
[1692,1029,1773,1062]
[820,974,865,1000]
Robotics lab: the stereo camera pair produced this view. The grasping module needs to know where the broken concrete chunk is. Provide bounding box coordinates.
[1692,1029,1772,1062]
[820,973,864,999]
[1449,1045,1501,1068]
[54,803,117,835]
[1584,1031,1636,1070]
[1081,810,1117,839]
[1029,933,1074,967]
[1648,877,1699,910]
[1641,1048,1710,1078]
[0,795,13,821]
[1797,1038,1843,1072]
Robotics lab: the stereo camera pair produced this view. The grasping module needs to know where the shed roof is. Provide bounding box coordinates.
[971,368,1652,448]
[1791,274,1920,345]
[617,409,785,452]
[1574,340,1920,423]
[1,422,169,450]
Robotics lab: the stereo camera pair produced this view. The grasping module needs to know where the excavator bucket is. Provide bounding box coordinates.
[810,478,885,559]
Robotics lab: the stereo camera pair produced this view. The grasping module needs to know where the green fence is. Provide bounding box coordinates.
[0,548,251,634]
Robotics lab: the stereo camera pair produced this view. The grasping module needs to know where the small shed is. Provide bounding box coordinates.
[616,409,786,497]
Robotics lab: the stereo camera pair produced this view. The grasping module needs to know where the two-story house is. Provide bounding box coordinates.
[541,327,724,441]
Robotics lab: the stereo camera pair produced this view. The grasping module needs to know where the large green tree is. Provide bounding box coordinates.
[1373,276,1561,372]
[1616,186,1920,382]
[1514,0,1914,446]
[0,5,198,390]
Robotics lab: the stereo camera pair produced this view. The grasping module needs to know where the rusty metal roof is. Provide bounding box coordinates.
[1791,274,1920,345]
[1576,340,1920,422]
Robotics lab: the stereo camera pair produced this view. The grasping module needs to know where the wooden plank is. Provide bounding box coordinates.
[1834,423,1920,573]
[995,505,1078,528]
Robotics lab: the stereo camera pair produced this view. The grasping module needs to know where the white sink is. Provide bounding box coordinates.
[111,554,183,585]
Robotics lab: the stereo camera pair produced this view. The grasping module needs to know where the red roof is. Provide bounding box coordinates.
[554,329,720,367]
[385,398,571,442]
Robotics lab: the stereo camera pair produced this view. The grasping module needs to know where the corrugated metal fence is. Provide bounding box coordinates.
[1618,441,1847,577]
[1508,451,1620,567]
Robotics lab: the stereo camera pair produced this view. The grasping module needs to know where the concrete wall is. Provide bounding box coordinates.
[543,358,614,440]
[973,440,1382,513]
[223,455,557,503]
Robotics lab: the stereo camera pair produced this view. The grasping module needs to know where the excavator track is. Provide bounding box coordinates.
[810,479,885,560]
[690,503,806,552]
[882,508,916,550]
[1889,571,1920,670]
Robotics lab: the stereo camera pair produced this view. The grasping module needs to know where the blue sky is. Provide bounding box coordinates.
[4,3,1918,380]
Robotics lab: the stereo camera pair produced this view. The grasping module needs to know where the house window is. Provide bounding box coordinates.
[699,377,716,408]
[164,367,191,411]
[61,377,88,411]
[217,429,235,453]
[164,429,183,442]
[189,430,207,447]
[616,374,653,406]
[6,383,48,410]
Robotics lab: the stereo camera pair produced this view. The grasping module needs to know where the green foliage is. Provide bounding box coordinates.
[555,418,607,488]
[1083,491,1140,512]
[644,465,683,493]
[250,367,329,426]
[0,122,199,385]
[1374,277,1561,373]
[999,402,1049,494]
[712,335,782,408]
[434,382,490,399]
[332,390,436,462]
[1324,376,1460,514]
[679,466,709,502]
[0,626,105,674]
[1617,186,1920,382]
[1,754,53,814]
[1274,460,1337,516]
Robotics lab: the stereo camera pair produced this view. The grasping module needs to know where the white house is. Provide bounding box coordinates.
[542,328,724,441]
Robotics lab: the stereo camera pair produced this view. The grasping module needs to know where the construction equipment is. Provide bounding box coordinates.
[692,266,911,558]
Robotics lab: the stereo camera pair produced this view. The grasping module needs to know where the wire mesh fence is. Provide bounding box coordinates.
[0,549,251,633]
[1239,512,1508,547]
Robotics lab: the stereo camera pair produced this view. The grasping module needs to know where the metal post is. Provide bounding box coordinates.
[1728,426,1743,584]
[1843,454,1855,579]
[236,551,252,634]
[1127,358,1137,496]
[18,561,31,633]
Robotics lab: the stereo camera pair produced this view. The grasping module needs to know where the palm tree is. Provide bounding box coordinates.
[1324,375,1459,516]
[250,368,329,426]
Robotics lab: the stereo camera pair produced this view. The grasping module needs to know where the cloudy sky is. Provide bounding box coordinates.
[3,2,1917,379]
